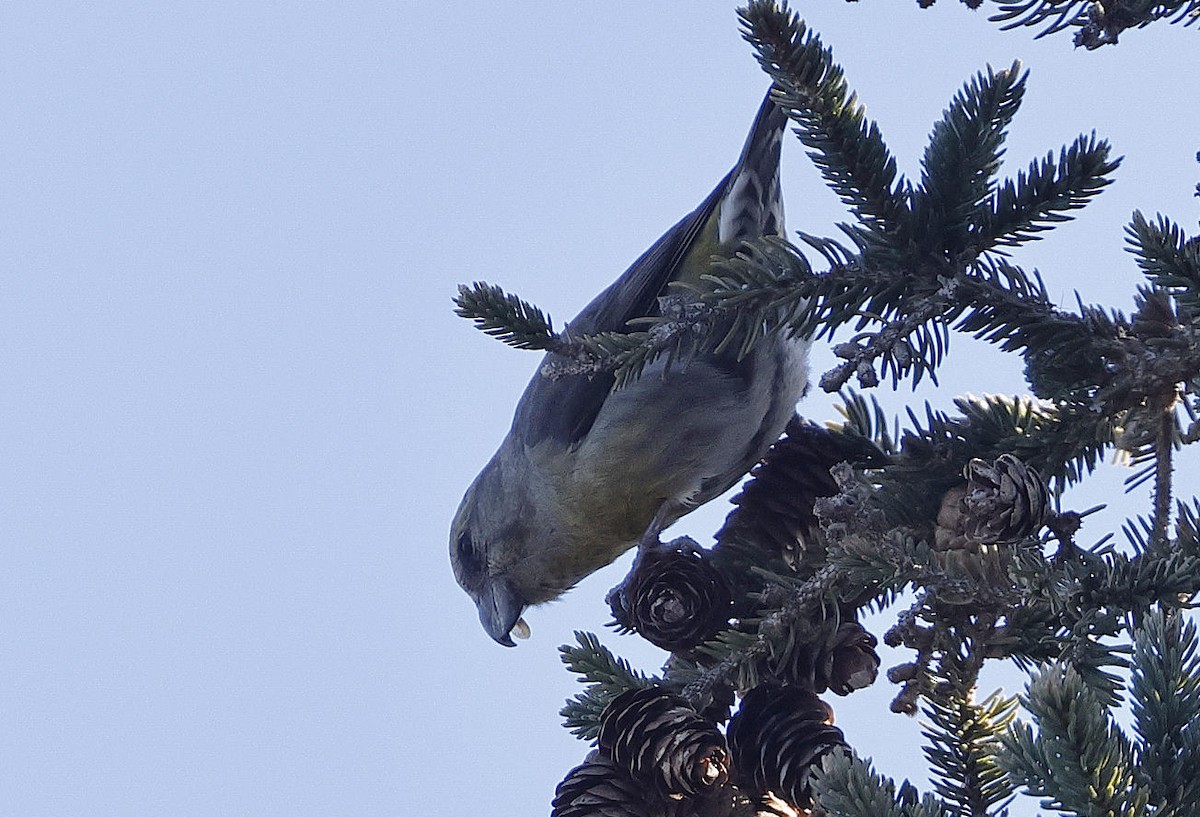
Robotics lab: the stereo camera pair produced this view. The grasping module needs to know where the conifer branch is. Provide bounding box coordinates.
[821,279,954,391]
[453,281,558,350]
[836,390,901,455]
[921,693,1017,817]
[988,0,1093,36]
[953,257,1087,360]
[1129,610,1200,811]
[453,282,716,388]
[539,329,654,385]
[1126,211,1200,315]
[679,563,849,707]
[915,61,1027,257]
[975,133,1119,252]
[739,1,910,239]
[460,15,1125,398]
[561,631,653,688]
[874,395,1112,511]
[808,750,907,817]
[987,0,1200,48]
[535,8,1200,817]
[1153,402,1176,543]
[999,664,1150,815]
[559,632,655,740]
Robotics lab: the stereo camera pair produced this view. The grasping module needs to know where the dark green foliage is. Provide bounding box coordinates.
[457,3,1132,398]
[808,751,951,817]
[915,61,1027,257]
[921,693,1017,816]
[453,281,557,350]
[985,0,1200,48]
[999,610,1200,817]
[1127,211,1200,315]
[445,3,1200,815]
[976,133,1118,251]
[856,394,1102,531]
[561,632,656,741]
[1130,610,1200,813]
[999,664,1150,815]
[687,237,817,360]
[687,7,1120,394]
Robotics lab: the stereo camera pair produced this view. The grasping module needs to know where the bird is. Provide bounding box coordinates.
[450,90,810,646]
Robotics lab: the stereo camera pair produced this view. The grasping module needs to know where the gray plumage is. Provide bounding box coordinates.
[451,91,809,645]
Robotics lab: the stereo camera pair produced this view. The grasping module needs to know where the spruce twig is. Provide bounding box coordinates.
[559,632,655,740]
[999,664,1150,815]
[986,0,1200,48]
[453,281,558,350]
[681,563,846,707]
[921,692,1017,817]
[1130,609,1200,809]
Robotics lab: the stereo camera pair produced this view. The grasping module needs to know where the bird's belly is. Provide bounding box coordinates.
[517,334,809,604]
[570,335,810,540]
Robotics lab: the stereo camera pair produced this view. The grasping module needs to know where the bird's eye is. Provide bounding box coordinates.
[456,531,484,575]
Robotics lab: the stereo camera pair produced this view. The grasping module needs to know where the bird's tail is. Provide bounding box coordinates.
[718,90,788,243]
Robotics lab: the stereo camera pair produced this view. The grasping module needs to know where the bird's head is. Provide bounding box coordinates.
[449,462,532,647]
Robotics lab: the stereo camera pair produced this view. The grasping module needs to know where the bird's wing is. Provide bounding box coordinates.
[563,178,728,338]
[513,91,785,449]
[567,90,787,337]
[511,179,728,448]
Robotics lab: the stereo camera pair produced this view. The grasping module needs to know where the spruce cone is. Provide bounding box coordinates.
[716,418,886,574]
[598,687,730,799]
[727,685,845,810]
[659,787,740,817]
[552,752,656,817]
[766,614,879,695]
[962,454,1051,544]
[933,485,970,550]
[607,539,732,652]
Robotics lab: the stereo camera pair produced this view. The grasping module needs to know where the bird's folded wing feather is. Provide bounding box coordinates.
[512,174,731,449]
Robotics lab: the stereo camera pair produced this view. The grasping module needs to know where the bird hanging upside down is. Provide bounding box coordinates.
[451,90,810,645]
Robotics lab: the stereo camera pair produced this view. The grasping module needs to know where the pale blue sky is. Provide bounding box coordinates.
[1,3,1197,816]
